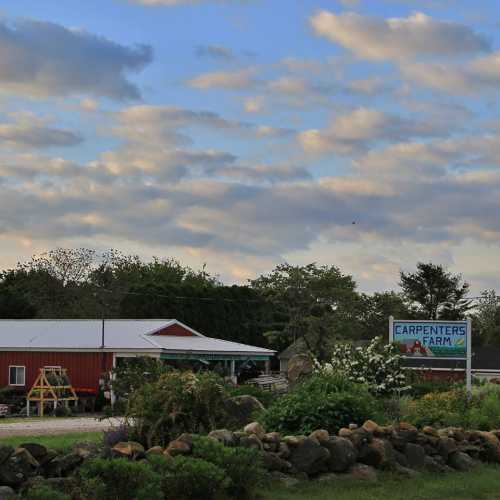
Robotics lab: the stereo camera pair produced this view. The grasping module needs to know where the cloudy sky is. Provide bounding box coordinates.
[0,0,499,292]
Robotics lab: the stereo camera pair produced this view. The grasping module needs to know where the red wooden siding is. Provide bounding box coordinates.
[151,324,196,337]
[0,352,113,392]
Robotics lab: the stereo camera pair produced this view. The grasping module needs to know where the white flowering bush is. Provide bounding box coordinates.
[317,336,411,396]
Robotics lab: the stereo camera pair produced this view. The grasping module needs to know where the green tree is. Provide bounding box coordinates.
[473,290,500,346]
[251,263,360,359]
[399,262,471,320]
[358,291,412,341]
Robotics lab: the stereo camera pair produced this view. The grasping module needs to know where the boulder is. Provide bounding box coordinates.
[263,432,282,444]
[208,429,235,446]
[277,442,291,460]
[165,440,191,457]
[244,422,266,440]
[404,443,426,469]
[309,429,329,445]
[225,396,265,427]
[239,434,263,451]
[323,437,357,473]
[0,458,27,488]
[288,438,330,476]
[437,437,457,460]
[394,463,420,478]
[18,443,48,462]
[0,445,14,466]
[73,442,100,460]
[394,422,419,443]
[358,439,394,469]
[448,451,475,471]
[394,450,409,467]
[112,441,145,459]
[262,452,291,473]
[287,354,314,384]
[349,428,372,448]
[283,435,306,447]
[14,448,39,468]
[362,420,381,435]
[0,486,15,498]
[338,428,353,439]
[344,463,377,482]
[422,426,439,438]
[424,455,449,473]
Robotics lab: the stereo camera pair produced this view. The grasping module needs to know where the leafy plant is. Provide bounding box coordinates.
[79,458,163,500]
[127,370,229,446]
[191,436,265,499]
[261,372,378,435]
[149,455,228,500]
[23,485,70,500]
[318,336,410,396]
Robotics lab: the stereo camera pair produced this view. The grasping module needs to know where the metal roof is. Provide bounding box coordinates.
[0,319,275,356]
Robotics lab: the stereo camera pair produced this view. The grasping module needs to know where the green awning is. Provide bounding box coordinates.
[160,352,271,361]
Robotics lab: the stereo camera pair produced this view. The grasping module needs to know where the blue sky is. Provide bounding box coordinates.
[1,0,500,292]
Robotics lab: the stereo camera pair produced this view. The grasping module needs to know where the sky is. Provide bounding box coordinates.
[0,0,499,293]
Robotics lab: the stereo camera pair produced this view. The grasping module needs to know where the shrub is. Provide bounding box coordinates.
[406,371,463,398]
[23,485,70,500]
[191,436,265,499]
[319,336,410,396]
[402,390,469,428]
[127,370,229,446]
[149,455,228,500]
[111,356,170,401]
[261,372,378,435]
[467,384,500,430]
[79,458,163,500]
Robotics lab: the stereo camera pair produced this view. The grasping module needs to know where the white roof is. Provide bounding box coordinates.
[0,319,275,356]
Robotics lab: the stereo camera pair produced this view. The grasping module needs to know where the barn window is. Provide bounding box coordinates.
[8,366,25,386]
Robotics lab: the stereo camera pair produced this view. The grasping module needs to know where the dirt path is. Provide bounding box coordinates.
[0,416,124,437]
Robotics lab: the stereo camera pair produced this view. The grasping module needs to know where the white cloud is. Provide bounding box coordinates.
[401,53,500,95]
[188,69,256,89]
[310,11,490,61]
[0,19,152,99]
[298,108,446,155]
[0,112,82,149]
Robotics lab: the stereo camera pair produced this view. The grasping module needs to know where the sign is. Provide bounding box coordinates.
[389,317,472,394]
[391,320,467,358]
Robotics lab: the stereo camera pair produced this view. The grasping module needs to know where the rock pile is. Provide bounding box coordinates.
[140,420,500,486]
[0,441,98,496]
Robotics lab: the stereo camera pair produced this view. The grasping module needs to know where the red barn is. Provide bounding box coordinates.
[0,319,275,393]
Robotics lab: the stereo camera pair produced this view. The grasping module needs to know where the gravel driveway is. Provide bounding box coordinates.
[0,416,125,437]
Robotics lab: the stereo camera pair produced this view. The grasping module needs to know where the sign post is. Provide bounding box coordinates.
[389,316,472,394]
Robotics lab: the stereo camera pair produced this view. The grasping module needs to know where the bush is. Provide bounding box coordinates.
[127,370,229,446]
[261,372,379,435]
[406,372,463,398]
[149,455,228,500]
[402,390,469,428]
[467,384,500,430]
[23,485,70,500]
[111,356,170,401]
[79,458,163,500]
[191,436,265,499]
[319,336,410,396]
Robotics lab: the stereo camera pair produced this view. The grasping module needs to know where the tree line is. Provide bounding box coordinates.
[0,248,498,358]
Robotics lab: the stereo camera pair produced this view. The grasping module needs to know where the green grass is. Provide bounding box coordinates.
[0,431,102,452]
[265,466,500,500]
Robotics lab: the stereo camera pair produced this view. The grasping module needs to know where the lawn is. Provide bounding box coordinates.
[265,465,500,500]
[0,431,102,452]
